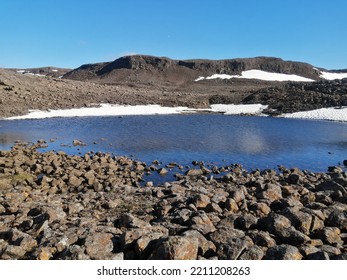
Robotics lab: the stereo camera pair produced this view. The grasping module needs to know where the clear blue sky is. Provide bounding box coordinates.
[0,0,346,69]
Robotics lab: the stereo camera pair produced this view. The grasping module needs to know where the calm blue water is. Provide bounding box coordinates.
[0,115,346,172]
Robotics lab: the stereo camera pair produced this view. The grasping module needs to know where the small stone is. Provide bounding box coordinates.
[38,247,56,260]
[257,213,291,233]
[249,202,271,217]
[326,210,347,230]
[190,211,216,235]
[248,230,277,248]
[145,181,154,188]
[215,236,253,260]
[73,139,87,146]
[182,230,216,257]
[234,214,258,230]
[315,227,343,246]
[306,251,330,260]
[288,173,301,184]
[230,189,245,204]
[68,175,83,188]
[85,232,114,260]
[158,168,168,176]
[111,252,124,260]
[238,245,264,260]
[265,244,302,260]
[194,194,211,209]
[275,226,310,246]
[225,198,239,213]
[257,183,282,202]
[319,244,341,257]
[135,232,166,257]
[119,213,151,229]
[186,169,203,176]
[84,170,96,185]
[149,236,198,260]
[3,245,27,259]
[281,207,312,235]
[299,245,320,257]
[68,203,84,214]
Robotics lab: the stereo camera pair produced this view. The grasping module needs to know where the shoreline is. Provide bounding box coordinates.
[0,143,346,260]
[3,103,347,122]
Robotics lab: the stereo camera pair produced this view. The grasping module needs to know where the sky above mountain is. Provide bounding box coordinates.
[0,0,346,69]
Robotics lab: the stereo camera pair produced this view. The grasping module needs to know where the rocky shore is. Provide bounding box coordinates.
[0,143,346,260]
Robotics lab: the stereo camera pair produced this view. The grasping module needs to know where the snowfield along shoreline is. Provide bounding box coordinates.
[5,103,347,122]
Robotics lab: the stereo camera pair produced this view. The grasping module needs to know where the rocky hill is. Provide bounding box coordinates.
[1,55,347,118]
[63,55,322,86]
[7,67,71,78]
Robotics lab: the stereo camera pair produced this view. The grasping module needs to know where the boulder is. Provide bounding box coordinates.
[149,236,198,260]
[306,251,330,260]
[213,235,253,260]
[238,245,264,260]
[257,183,282,202]
[326,210,347,230]
[225,198,239,213]
[281,207,312,235]
[185,169,203,176]
[234,214,258,230]
[265,244,303,260]
[135,232,166,258]
[190,211,216,235]
[193,194,211,209]
[85,232,114,260]
[182,230,216,257]
[248,230,277,248]
[315,227,343,246]
[257,213,291,233]
[118,213,151,229]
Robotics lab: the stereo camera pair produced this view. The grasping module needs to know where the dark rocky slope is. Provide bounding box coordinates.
[243,79,347,114]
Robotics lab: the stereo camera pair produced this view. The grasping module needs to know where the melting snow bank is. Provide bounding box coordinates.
[281,107,347,122]
[210,104,268,115]
[6,103,269,120]
[195,70,315,82]
[319,71,347,80]
[6,103,347,122]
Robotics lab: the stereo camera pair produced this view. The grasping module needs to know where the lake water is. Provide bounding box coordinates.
[0,115,347,173]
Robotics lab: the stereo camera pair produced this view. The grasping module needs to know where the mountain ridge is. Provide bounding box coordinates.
[63,55,327,85]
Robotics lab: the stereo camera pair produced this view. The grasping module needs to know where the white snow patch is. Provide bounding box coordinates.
[239,70,314,82]
[206,74,236,80]
[281,107,347,122]
[51,69,58,72]
[5,103,269,120]
[16,70,25,73]
[210,104,268,115]
[24,72,46,77]
[194,76,205,82]
[6,104,199,120]
[195,70,314,82]
[319,71,347,80]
